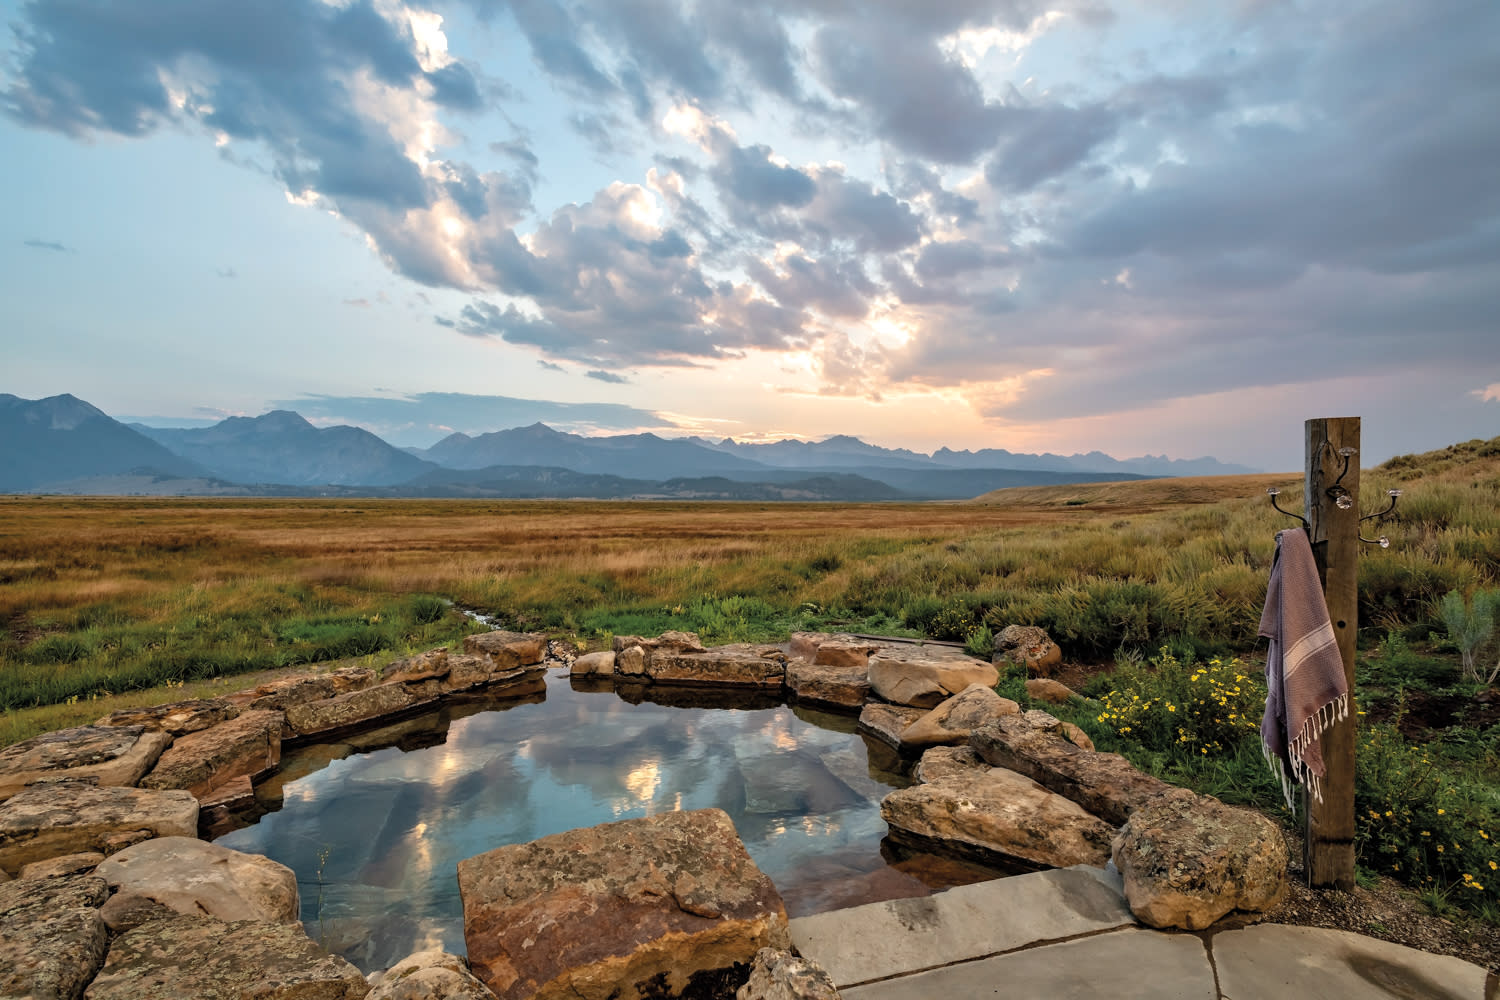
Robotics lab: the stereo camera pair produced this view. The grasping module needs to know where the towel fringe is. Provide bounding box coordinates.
[1272,692,1349,815]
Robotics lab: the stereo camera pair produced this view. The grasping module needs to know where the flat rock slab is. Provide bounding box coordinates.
[841,927,1215,1000]
[95,835,300,924]
[857,703,925,749]
[93,697,241,736]
[866,648,998,708]
[285,681,438,738]
[789,867,1135,989]
[18,850,105,879]
[85,914,368,999]
[0,873,108,1000]
[881,766,1114,870]
[0,725,171,802]
[1210,923,1490,1000]
[245,667,376,712]
[140,708,283,798]
[901,684,1019,749]
[0,782,197,875]
[648,645,788,688]
[787,660,870,709]
[971,714,1171,826]
[458,807,790,1000]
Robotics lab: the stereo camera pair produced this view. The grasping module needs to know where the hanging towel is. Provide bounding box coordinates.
[1259,527,1349,812]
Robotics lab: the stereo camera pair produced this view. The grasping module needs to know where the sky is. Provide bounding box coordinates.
[2,0,1496,471]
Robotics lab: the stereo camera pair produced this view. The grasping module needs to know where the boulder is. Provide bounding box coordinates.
[786,660,870,709]
[463,630,548,669]
[0,725,171,802]
[1023,709,1061,731]
[442,653,541,693]
[994,625,1062,674]
[1024,678,1076,704]
[787,633,879,670]
[94,697,241,736]
[615,645,647,678]
[881,766,1114,870]
[572,650,616,677]
[367,950,495,1000]
[647,644,787,688]
[736,948,840,1000]
[246,667,376,712]
[84,914,368,999]
[866,648,998,708]
[95,835,300,924]
[458,808,789,1000]
[384,648,452,684]
[912,746,986,784]
[99,890,178,933]
[140,709,283,798]
[856,703,925,750]
[285,682,436,738]
[610,630,706,659]
[901,684,1020,749]
[970,715,1171,826]
[0,782,197,875]
[18,851,104,879]
[0,873,108,1000]
[1112,787,1289,930]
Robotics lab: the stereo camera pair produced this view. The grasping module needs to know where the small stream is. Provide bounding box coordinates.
[216,669,999,973]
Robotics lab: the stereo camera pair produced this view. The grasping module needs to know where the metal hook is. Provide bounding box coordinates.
[1358,489,1402,547]
[1325,446,1357,511]
[1266,487,1308,528]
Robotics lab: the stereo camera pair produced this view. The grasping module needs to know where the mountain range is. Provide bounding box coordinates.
[1,393,1256,500]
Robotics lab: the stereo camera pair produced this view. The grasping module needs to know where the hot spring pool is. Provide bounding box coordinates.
[216,669,998,972]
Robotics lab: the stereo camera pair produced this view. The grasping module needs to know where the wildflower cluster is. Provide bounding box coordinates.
[1355,722,1499,912]
[1094,649,1264,760]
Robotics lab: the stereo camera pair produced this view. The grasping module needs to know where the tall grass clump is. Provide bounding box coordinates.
[1439,588,1499,684]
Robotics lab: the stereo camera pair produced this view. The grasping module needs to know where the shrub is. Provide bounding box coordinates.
[1439,589,1499,684]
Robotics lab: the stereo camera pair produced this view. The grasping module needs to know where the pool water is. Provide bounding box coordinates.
[216,670,996,972]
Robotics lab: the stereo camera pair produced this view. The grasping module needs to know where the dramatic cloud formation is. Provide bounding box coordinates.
[3,0,1497,465]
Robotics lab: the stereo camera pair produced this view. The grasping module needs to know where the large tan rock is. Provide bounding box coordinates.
[383,648,451,684]
[94,697,241,736]
[866,648,998,708]
[367,950,495,1000]
[970,715,1170,826]
[571,650,617,677]
[901,684,1020,749]
[789,633,879,669]
[786,660,870,709]
[95,835,300,924]
[458,808,789,1000]
[856,703,925,749]
[614,645,648,678]
[995,625,1062,674]
[1024,678,1076,704]
[647,644,788,688]
[140,709,283,798]
[246,667,376,712]
[881,765,1113,870]
[464,630,547,669]
[912,745,987,784]
[1112,787,1288,930]
[441,653,541,693]
[0,782,197,875]
[736,947,840,1000]
[285,682,435,738]
[85,914,369,999]
[0,725,171,802]
[0,873,108,1000]
[611,630,706,658]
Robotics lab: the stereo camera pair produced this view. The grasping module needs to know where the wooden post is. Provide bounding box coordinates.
[1303,417,1360,889]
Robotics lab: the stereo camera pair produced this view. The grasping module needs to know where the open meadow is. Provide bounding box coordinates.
[1,435,1497,921]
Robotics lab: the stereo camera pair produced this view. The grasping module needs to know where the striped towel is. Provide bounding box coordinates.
[1259,528,1349,811]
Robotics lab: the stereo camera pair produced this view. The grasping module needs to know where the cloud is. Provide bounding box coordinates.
[537,360,565,372]
[585,369,630,384]
[23,239,71,252]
